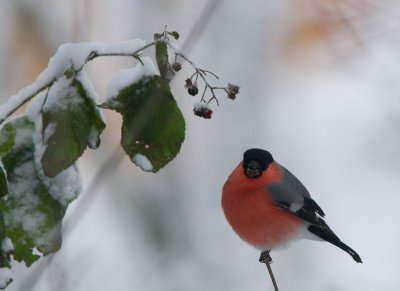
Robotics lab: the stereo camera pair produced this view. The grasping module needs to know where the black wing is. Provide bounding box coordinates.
[268,164,362,263]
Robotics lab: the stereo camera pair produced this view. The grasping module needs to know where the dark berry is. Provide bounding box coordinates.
[188,85,199,96]
[171,31,180,40]
[193,103,213,119]
[204,108,213,119]
[172,62,182,72]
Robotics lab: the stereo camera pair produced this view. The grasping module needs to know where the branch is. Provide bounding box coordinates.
[0,39,156,126]
[259,251,280,291]
[0,79,55,125]
[80,41,156,70]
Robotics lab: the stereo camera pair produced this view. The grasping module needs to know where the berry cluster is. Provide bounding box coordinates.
[181,70,240,119]
[157,26,240,120]
[193,102,213,119]
[226,83,240,100]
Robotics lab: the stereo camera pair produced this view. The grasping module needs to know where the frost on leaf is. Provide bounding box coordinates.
[41,74,105,178]
[0,117,74,267]
[102,75,185,173]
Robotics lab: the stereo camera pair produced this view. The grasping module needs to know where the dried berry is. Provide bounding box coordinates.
[188,85,199,96]
[172,62,182,72]
[185,78,192,88]
[185,78,198,96]
[226,83,240,100]
[170,31,180,40]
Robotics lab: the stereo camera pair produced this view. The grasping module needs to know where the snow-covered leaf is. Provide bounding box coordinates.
[41,76,105,178]
[103,76,185,172]
[0,117,69,266]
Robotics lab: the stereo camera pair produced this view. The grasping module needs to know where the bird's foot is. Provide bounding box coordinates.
[259,250,273,264]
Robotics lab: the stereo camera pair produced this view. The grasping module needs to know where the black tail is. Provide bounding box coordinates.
[308,225,362,263]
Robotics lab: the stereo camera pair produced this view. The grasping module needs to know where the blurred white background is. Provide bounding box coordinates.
[1,0,400,290]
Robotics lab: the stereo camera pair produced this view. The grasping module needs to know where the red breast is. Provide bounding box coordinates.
[222,161,303,250]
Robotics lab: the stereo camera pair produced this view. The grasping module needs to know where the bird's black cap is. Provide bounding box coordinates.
[242,148,274,170]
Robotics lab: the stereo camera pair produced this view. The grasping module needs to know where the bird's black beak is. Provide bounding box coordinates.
[245,160,263,179]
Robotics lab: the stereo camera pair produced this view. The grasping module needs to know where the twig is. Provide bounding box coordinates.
[259,251,279,291]
[78,41,156,71]
[0,80,55,125]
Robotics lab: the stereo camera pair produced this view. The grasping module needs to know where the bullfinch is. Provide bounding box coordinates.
[222,148,362,263]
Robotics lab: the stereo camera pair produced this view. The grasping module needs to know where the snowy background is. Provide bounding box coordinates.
[1,0,400,290]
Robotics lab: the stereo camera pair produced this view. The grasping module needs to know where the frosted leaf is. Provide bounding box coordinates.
[43,75,83,112]
[28,94,82,205]
[105,76,186,172]
[0,117,65,265]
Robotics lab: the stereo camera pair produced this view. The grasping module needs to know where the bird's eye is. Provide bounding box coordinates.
[245,160,263,179]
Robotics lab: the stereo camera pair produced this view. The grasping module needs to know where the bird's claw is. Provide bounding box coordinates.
[259,250,273,264]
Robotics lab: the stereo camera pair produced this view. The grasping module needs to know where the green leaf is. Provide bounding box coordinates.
[105,76,185,172]
[41,77,105,178]
[0,117,66,266]
[74,78,106,149]
[0,166,7,197]
[155,41,169,81]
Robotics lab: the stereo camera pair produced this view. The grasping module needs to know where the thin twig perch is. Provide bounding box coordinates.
[259,251,279,291]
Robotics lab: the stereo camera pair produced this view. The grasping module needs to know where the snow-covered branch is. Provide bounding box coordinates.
[0,39,151,125]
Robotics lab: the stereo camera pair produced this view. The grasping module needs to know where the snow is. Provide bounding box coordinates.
[42,164,82,205]
[87,127,100,149]
[132,154,153,172]
[168,41,182,55]
[76,70,100,103]
[106,56,159,99]
[1,119,54,252]
[0,268,12,289]
[0,38,146,123]
[43,122,57,143]
[27,94,82,206]
[43,75,84,112]
[1,237,13,253]
[49,39,147,72]
[193,101,210,110]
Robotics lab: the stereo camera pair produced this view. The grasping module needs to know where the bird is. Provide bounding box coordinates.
[222,148,362,263]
